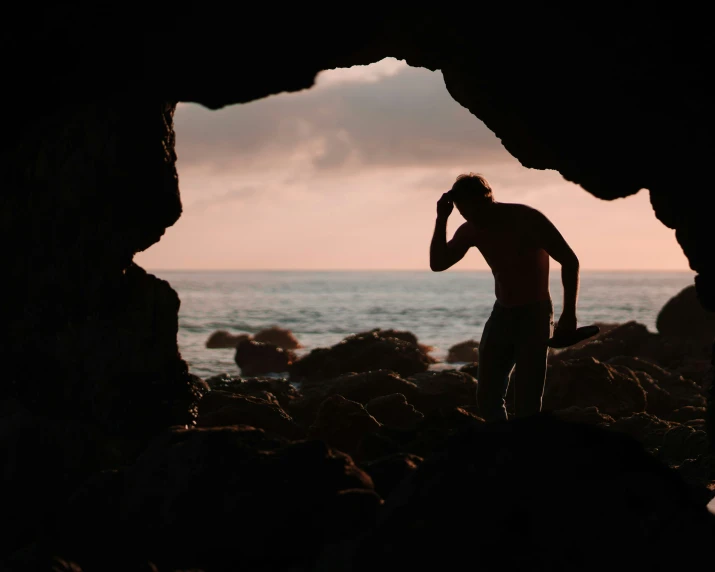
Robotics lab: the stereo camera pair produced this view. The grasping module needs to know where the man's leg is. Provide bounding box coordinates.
[477,305,516,422]
[513,300,553,418]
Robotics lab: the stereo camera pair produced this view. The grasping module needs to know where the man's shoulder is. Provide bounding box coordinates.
[504,203,548,222]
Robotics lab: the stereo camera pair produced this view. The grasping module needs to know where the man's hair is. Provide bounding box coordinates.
[450,172,494,203]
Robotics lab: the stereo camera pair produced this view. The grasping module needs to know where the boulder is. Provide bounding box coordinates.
[446,339,479,363]
[307,395,382,459]
[607,356,706,418]
[552,406,615,426]
[362,453,424,499]
[253,325,303,349]
[373,329,436,361]
[234,339,295,376]
[289,330,432,382]
[196,391,302,440]
[365,393,424,430]
[543,357,647,419]
[316,415,715,571]
[205,374,300,409]
[205,330,251,349]
[668,406,708,424]
[549,321,654,363]
[106,426,376,571]
[608,412,674,450]
[656,285,715,341]
[407,370,478,414]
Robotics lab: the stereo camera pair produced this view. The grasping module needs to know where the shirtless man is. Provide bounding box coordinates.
[430,173,580,421]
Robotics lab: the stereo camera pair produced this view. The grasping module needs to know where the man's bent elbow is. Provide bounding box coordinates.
[563,256,580,272]
[430,258,448,272]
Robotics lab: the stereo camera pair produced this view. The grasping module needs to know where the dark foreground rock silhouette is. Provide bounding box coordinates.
[314,415,715,572]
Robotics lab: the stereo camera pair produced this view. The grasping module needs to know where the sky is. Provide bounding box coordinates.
[136,58,690,271]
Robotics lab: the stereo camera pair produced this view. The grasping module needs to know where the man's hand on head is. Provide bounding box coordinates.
[437,192,454,220]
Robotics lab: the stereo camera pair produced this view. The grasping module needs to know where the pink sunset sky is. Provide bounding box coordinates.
[136,58,690,272]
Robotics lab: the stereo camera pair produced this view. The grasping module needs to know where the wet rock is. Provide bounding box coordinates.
[552,405,615,426]
[608,412,674,450]
[196,390,302,440]
[668,406,708,423]
[550,321,654,363]
[289,330,432,382]
[362,453,424,499]
[459,362,479,378]
[543,357,647,419]
[107,425,376,571]
[234,339,295,376]
[253,325,302,349]
[661,424,710,465]
[372,329,436,362]
[305,370,420,404]
[307,395,382,459]
[401,406,485,459]
[657,285,715,341]
[287,370,420,428]
[676,454,715,493]
[446,339,479,363]
[316,414,715,571]
[205,374,300,409]
[407,370,478,414]
[608,356,706,413]
[205,329,251,349]
[365,393,424,430]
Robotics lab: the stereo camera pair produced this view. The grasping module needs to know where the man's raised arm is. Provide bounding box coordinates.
[430,192,470,272]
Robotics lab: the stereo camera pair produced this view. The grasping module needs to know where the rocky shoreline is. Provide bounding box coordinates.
[3,288,714,571]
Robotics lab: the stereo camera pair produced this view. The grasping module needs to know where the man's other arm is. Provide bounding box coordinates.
[532,210,580,327]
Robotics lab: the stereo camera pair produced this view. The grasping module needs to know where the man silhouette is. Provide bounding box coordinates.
[430,173,580,421]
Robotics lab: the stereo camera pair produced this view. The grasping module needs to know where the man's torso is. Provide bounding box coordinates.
[462,204,550,306]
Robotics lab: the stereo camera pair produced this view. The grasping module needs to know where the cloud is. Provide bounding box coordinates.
[188,185,259,212]
[173,59,512,175]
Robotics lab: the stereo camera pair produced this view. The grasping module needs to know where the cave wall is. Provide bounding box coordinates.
[1,7,713,445]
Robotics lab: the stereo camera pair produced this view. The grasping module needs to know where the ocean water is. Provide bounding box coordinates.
[149,270,695,380]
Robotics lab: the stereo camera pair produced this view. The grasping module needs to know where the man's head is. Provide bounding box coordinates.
[448,173,494,223]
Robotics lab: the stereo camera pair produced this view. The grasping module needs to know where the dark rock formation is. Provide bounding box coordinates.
[607,355,706,417]
[0,400,110,557]
[407,369,478,414]
[234,339,296,376]
[365,393,424,430]
[446,339,479,363]
[307,395,382,460]
[196,390,302,440]
[552,405,615,426]
[205,374,301,410]
[253,325,303,349]
[362,453,423,499]
[53,425,378,571]
[543,357,647,419]
[3,9,715,567]
[373,328,435,359]
[315,415,715,571]
[657,285,715,341]
[205,329,251,348]
[289,330,432,382]
[550,321,654,363]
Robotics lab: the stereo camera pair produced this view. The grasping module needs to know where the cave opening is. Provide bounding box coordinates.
[137,58,692,381]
